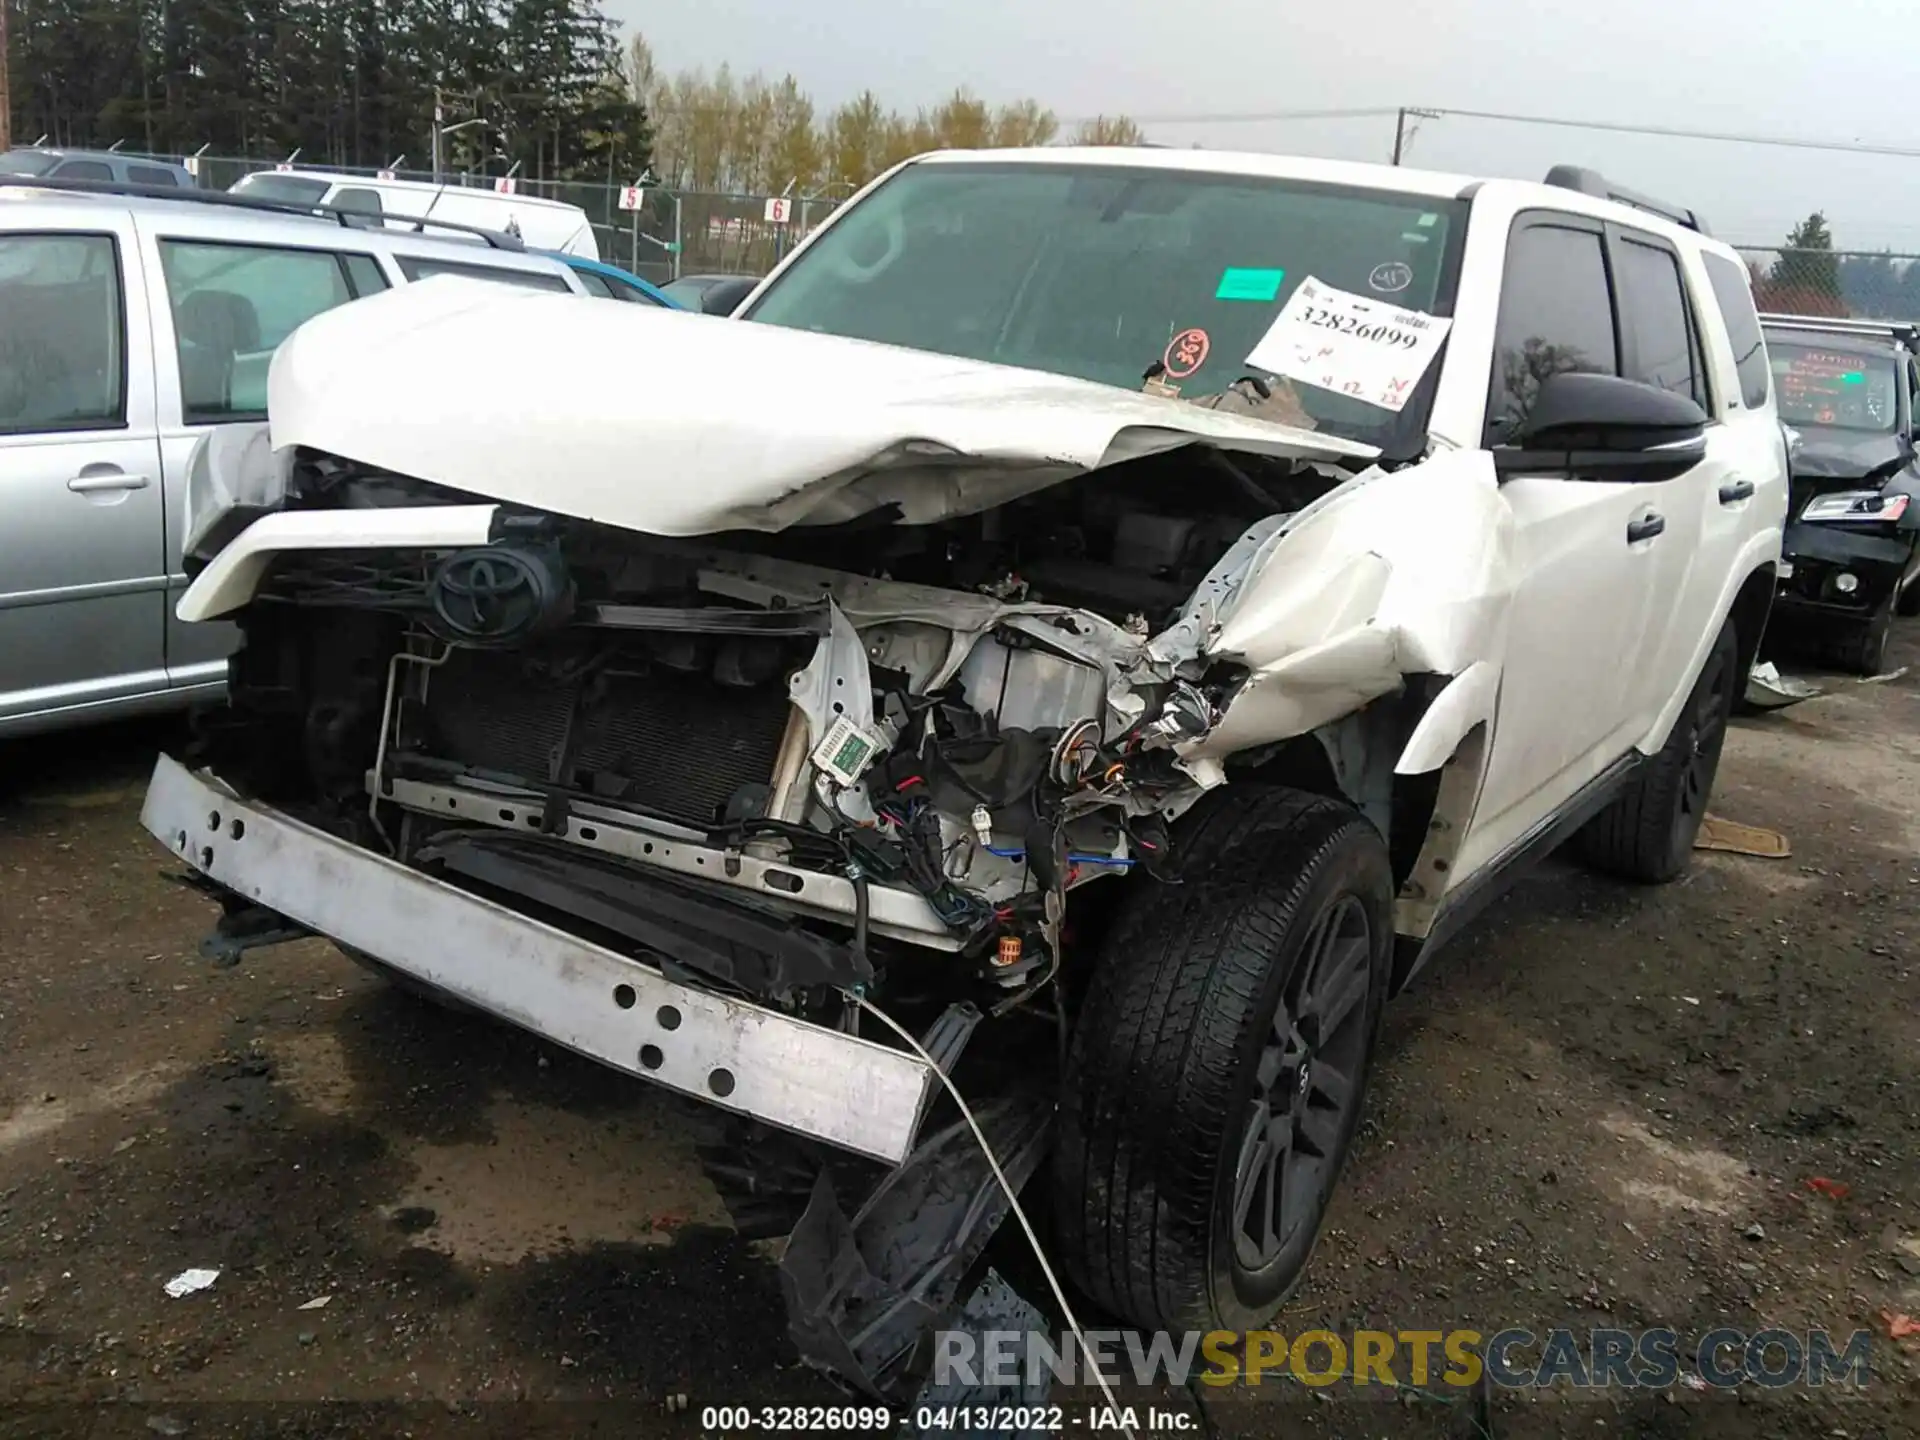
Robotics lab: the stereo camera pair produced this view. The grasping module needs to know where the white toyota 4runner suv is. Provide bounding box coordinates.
[143,149,1787,1391]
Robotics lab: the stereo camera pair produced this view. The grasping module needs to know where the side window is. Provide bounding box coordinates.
[332,188,384,227]
[157,240,359,423]
[0,233,126,434]
[52,159,113,182]
[572,269,616,299]
[1613,235,1706,408]
[128,165,181,188]
[340,253,390,298]
[1700,252,1769,410]
[395,256,573,293]
[1487,220,1618,441]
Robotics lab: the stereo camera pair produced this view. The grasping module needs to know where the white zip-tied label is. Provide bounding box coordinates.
[1245,275,1453,413]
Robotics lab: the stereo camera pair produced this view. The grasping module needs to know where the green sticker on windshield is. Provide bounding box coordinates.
[1842,372,1865,384]
[1215,267,1286,302]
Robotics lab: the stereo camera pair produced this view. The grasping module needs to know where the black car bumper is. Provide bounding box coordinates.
[1778,521,1916,615]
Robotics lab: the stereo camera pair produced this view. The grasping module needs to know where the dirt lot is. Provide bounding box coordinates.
[2,630,1918,1440]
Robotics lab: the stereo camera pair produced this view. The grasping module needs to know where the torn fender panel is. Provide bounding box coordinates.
[1395,660,1501,775]
[176,504,500,621]
[266,276,1376,539]
[1209,449,1514,674]
[1184,451,1516,762]
[1186,625,1403,761]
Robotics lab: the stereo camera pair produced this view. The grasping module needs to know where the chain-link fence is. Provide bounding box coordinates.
[93,144,1920,318]
[88,148,847,285]
[1734,246,1920,323]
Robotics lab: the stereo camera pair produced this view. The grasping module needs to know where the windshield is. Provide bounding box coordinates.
[745,161,1466,445]
[231,174,331,206]
[1768,339,1901,434]
[0,150,61,176]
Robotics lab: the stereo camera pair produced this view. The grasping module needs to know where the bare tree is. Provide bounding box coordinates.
[992,98,1059,148]
[1072,115,1147,146]
[929,88,992,149]
[628,34,1141,191]
[825,91,887,188]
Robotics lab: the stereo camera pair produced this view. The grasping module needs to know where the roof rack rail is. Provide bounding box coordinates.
[0,175,526,250]
[1758,312,1920,346]
[1543,165,1709,236]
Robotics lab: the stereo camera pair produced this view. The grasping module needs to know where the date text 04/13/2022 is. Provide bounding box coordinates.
[913,1406,1195,1432]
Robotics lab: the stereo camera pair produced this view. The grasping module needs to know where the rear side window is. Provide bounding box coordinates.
[52,159,113,182]
[1613,236,1706,408]
[157,241,369,422]
[341,253,390,298]
[1487,221,1619,441]
[128,164,183,188]
[333,188,384,222]
[572,269,616,299]
[0,233,125,434]
[231,174,331,206]
[395,256,572,293]
[1701,251,1770,409]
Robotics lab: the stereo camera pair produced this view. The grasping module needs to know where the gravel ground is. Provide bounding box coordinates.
[1,629,1917,1440]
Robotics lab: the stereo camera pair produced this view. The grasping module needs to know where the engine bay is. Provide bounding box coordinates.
[195,441,1350,1021]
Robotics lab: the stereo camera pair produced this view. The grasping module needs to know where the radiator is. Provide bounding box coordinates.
[416,647,793,830]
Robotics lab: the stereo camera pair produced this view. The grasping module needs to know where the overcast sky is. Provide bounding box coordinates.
[619,0,1920,254]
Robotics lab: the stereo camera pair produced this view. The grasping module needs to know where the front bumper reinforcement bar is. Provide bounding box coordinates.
[141,753,935,1165]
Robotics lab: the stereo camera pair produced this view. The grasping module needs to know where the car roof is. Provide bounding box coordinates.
[0,183,574,273]
[909,146,1726,257]
[1760,324,1907,359]
[4,146,180,163]
[254,168,586,215]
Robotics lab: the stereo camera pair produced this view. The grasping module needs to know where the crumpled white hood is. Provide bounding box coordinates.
[267,276,1375,535]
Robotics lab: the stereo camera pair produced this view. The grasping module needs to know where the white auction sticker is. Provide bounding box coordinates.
[1244,275,1452,413]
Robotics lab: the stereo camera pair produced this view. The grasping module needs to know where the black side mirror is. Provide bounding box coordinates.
[701,278,758,316]
[1494,372,1709,482]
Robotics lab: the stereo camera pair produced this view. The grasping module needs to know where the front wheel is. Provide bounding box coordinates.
[1053,788,1394,1332]
[1575,617,1737,883]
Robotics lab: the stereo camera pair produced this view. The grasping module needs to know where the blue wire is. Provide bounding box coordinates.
[983,845,1135,868]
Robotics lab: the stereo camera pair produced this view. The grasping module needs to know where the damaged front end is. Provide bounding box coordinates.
[154,286,1510,1398]
[176,413,1393,1025]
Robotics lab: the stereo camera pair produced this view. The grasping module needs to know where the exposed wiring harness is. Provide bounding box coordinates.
[984,845,1136,869]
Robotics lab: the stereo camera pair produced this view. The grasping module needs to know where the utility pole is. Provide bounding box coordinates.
[1392,107,1440,166]
[1,0,13,154]
[431,87,443,182]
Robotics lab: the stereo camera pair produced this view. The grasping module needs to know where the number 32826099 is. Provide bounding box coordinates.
[1297,305,1422,349]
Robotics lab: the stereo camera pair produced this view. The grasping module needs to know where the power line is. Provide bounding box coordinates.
[1058,105,1401,128]
[1425,107,1920,160]
[1106,101,1920,162]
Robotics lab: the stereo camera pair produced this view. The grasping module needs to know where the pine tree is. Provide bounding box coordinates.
[1769,212,1844,314]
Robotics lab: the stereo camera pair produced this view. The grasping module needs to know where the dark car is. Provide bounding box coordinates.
[0,147,196,189]
[1761,315,1920,672]
[660,272,759,315]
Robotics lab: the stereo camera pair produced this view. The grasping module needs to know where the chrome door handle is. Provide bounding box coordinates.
[67,472,151,493]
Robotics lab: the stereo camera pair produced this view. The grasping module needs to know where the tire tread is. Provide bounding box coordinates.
[1054,787,1386,1332]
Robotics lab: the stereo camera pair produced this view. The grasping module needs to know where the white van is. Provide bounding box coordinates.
[229,169,600,259]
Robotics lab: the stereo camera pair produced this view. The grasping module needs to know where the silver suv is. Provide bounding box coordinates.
[0,181,591,739]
